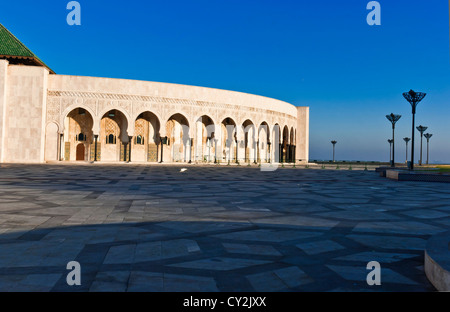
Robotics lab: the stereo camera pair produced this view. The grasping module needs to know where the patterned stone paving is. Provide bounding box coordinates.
[0,163,448,292]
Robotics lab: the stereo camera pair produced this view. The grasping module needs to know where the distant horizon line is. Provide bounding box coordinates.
[308,159,450,165]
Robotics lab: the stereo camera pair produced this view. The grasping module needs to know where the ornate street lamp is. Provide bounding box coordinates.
[416,125,428,166]
[331,141,337,163]
[403,137,411,164]
[424,133,433,165]
[388,139,393,164]
[403,90,426,170]
[386,113,402,167]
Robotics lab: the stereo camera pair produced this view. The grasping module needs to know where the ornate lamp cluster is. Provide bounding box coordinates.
[331,89,433,168]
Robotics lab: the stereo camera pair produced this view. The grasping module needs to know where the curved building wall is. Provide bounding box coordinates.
[46,75,299,133]
[0,61,308,164]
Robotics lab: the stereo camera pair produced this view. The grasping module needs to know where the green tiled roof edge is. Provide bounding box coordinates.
[0,23,54,73]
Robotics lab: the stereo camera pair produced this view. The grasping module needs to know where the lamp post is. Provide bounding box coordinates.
[385,113,402,167]
[403,137,411,164]
[416,125,428,166]
[388,139,393,164]
[424,133,433,165]
[403,90,426,170]
[331,141,337,163]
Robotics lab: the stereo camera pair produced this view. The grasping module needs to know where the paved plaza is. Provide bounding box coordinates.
[0,163,449,292]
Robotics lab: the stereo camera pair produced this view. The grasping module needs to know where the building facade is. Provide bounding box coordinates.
[0,24,309,164]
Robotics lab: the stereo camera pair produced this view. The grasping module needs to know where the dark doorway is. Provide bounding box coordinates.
[76,144,85,161]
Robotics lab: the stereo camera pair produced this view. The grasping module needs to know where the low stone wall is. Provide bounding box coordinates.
[385,170,450,183]
[425,231,450,291]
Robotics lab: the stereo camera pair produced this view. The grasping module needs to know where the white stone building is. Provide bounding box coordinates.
[0,23,309,164]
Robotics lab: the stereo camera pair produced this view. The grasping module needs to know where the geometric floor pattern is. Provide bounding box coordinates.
[0,163,448,292]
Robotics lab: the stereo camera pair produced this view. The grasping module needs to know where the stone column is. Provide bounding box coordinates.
[256,140,260,164]
[296,107,310,164]
[123,142,128,162]
[207,138,211,162]
[273,125,280,163]
[58,133,64,161]
[293,145,296,163]
[196,120,202,162]
[0,60,8,163]
[236,126,245,163]
[128,136,133,162]
[288,144,292,163]
[159,128,167,163]
[214,139,218,163]
[189,138,193,163]
[94,135,99,162]
[268,143,272,163]
[279,143,283,163]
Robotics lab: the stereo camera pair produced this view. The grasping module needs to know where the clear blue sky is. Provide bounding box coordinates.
[1,0,449,162]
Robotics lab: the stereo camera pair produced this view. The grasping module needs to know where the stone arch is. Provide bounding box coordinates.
[193,114,218,131]
[45,122,59,162]
[290,127,295,163]
[100,109,129,143]
[258,121,270,163]
[259,121,270,140]
[134,111,162,143]
[238,117,257,130]
[100,109,130,162]
[165,113,191,162]
[282,125,289,163]
[242,119,256,163]
[132,110,164,132]
[61,104,97,134]
[133,111,162,162]
[98,106,132,136]
[164,110,191,126]
[194,115,216,162]
[46,120,62,134]
[272,123,282,163]
[221,117,237,163]
[63,107,95,161]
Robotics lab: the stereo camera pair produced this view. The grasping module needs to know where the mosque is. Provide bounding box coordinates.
[0,23,309,164]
